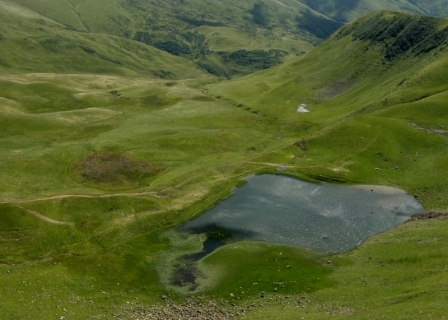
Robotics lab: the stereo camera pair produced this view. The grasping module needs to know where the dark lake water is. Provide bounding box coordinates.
[180,174,423,253]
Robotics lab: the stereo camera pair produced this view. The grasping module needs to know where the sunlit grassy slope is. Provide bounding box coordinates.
[0,10,448,320]
[208,11,448,209]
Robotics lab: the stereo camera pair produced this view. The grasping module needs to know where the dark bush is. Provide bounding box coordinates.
[153,41,191,56]
[80,46,97,55]
[177,16,224,27]
[220,49,288,69]
[250,2,270,27]
[133,31,153,45]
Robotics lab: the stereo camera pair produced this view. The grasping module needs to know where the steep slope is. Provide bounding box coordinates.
[201,11,448,318]
[208,11,448,209]
[298,0,448,22]
[1,0,342,76]
[0,1,209,78]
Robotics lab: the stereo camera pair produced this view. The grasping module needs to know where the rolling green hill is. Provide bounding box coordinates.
[1,6,448,320]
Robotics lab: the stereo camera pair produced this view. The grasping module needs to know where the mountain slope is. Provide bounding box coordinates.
[3,0,448,77]
[1,0,343,76]
[207,11,448,209]
[298,0,448,22]
[0,1,209,78]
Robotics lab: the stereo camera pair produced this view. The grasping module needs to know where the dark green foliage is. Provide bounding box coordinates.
[80,46,97,55]
[151,69,175,78]
[183,32,210,56]
[153,40,192,56]
[177,15,224,27]
[384,21,433,60]
[412,26,448,55]
[40,35,77,52]
[220,49,289,69]
[347,14,448,60]
[250,2,270,27]
[196,62,223,76]
[297,11,343,39]
[133,31,153,45]
[0,33,3,41]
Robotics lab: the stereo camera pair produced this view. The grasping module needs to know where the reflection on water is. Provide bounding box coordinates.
[180,174,423,253]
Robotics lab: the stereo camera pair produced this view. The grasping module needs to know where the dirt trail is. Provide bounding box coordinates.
[14,205,74,226]
[1,191,162,205]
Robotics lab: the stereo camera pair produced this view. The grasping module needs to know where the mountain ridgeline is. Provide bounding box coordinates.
[336,12,448,60]
[0,0,344,77]
[298,0,448,22]
[3,0,448,77]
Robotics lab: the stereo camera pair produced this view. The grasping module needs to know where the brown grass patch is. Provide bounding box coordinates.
[70,152,163,190]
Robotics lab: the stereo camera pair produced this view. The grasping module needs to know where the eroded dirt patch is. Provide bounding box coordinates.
[70,152,163,190]
[406,211,448,223]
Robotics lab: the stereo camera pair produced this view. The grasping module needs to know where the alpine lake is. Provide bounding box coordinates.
[173,174,423,289]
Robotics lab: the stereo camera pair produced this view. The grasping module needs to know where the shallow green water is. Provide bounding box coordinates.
[181,174,423,253]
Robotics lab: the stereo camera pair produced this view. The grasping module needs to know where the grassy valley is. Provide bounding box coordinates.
[0,0,344,77]
[0,3,448,320]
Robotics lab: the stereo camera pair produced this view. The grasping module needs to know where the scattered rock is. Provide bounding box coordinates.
[406,211,448,222]
[115,297,243,319]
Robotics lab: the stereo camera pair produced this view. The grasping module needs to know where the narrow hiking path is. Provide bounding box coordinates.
[0,191,162,205]
[13,205,74,226]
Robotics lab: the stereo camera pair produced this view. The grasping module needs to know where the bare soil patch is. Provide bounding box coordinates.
[70,152,163,190]
[406,211,448,223]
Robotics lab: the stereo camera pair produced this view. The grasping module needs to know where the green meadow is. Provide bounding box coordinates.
[0,6,448,320]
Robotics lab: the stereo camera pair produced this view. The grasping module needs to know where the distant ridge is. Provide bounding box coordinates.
[297,0,448,22]
[335,11,448,60]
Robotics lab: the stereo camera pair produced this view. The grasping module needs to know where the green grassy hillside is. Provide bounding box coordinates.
[1,0,341,77]
[208,11,448,209]
[0,9,448,320]
[0,1,209,78]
